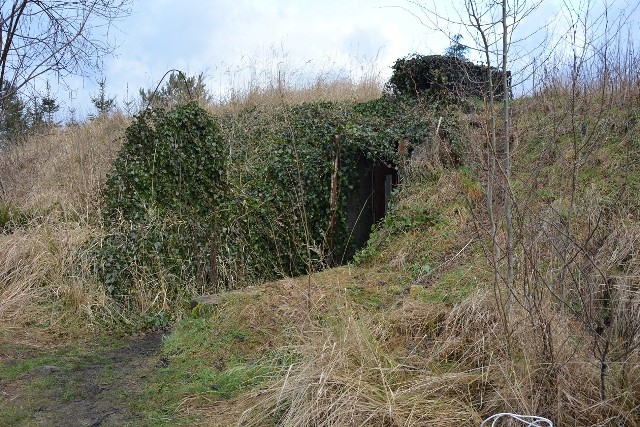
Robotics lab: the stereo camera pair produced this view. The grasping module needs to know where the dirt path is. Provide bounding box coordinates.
[0,330,167,427]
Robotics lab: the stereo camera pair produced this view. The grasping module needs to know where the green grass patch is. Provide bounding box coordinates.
[0,405,31,426]
[346,285,384,308]
[129,311,293,424]
[0,355,71,381]
[0,203,34,231]
[161,316,259,358]
[133,348,290,425]
[415,266,478,305]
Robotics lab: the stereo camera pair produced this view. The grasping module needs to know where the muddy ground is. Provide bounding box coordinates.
[0,330,168,427]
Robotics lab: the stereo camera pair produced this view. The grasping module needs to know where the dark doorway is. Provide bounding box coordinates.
[343,157,398,260]
[371,162,398,223]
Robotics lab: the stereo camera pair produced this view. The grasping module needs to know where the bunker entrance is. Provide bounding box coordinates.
[342,156,399,261]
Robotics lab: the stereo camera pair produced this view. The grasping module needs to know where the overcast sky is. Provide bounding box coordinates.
[59,0,445,118]
[56,0,636,120]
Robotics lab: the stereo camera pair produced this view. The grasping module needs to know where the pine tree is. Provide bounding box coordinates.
[26,96,44,130]
[0,83,27,143]
[444,34,469,59]
[91,78,116,119]
[140,71,211,109]
[40,82,60,125]
[41,97,60,125]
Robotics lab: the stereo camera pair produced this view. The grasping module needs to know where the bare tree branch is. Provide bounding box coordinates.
[0,0,131,107]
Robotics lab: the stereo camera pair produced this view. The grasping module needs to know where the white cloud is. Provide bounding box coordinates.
[76,0,436,113]
[51,0,624,118]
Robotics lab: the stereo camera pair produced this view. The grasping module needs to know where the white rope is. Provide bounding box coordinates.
[480,413,554,427]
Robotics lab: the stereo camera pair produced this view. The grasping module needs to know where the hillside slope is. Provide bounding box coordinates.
[1,84,639,426]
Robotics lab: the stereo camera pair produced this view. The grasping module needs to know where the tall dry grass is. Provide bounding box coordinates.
[208,50,383,114]
[0,225,108,336]
[241,316,481,426]
[0,115,129,341]
[228,279,637,426]
[0,114,128,219]
[181,275,485,427]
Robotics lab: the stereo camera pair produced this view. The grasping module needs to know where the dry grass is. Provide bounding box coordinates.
[239,306,482,427]
[0,114,128,220]
[222,78,382,110]
[0,116,129,343]
[217,278,637,426]
[0,223,110,344]
[183,268,485,427]
[208,52,383,114]
[0,231,48,324]
[182,270,602,426]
